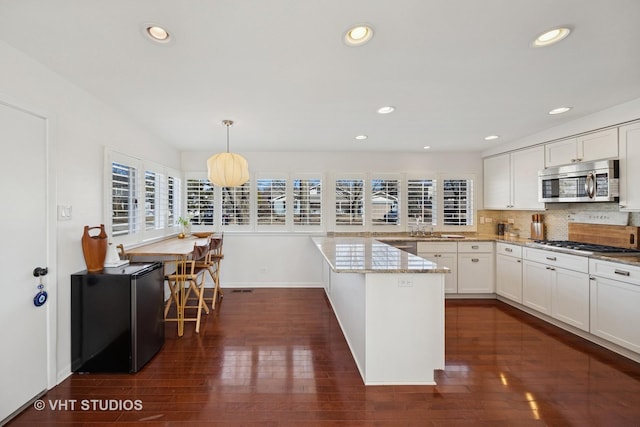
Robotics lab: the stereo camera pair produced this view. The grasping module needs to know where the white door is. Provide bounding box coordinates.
[0,101,51,422]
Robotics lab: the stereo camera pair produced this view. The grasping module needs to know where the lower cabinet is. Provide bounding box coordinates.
[522,260,553,314]
[551,267,589,331]
[589,259,640,353]
[522,248,590,331]
[458,242,495,294]
[496,243,523,303]
[418,242,458,294]
[420,252,458,293]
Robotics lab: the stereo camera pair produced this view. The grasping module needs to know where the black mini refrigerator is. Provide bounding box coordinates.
[71,262,165,373]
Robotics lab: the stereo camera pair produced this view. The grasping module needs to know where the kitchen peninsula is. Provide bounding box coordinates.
[312,236,449,385]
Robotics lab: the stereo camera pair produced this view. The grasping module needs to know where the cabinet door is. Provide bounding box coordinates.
[483,153,510,209]
[511,146,545,210]
[590,276,640,353]
[618,122,640,211]
[458,253,494,293]
[496,254,522,303]
[545,137,577,167]
[551,268,589,331]
[522,260,552,314]
[578,128,618,162]
[420,252,457,293]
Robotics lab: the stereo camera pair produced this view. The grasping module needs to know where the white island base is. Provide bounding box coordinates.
[326,269,445,385]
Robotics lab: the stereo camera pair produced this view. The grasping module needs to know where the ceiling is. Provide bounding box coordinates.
[1,0,640,153]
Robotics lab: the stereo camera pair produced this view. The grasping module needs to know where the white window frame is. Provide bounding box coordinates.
[105,149,183,245]
[331,173,366,232]
[369,173,402,231]
[291,173,323,232]
[438,173,476,232]
[255,173,288,232]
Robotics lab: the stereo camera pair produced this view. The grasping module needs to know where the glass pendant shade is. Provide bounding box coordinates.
[207,152,249,187]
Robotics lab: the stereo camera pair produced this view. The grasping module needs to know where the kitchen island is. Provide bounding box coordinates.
[312,237,449,385]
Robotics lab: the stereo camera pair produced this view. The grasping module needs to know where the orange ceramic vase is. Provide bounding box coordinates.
[81,224,108,272]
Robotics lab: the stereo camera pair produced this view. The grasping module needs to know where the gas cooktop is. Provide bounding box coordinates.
[531,240,640,255]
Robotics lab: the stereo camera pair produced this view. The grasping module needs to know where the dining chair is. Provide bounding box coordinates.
[164,242,210,333]
[195,233,224,310]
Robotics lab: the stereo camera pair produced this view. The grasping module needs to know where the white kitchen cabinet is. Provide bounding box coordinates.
[589,258,640,353]
[457,242,494,294]
[618,121,640,211]
[544,128,618,167]
[551,267,589,331]
[495,243,522,303]
[483,146,544,210]
[417,242,457,294]
[522,259,553,314]
[522,248,589,329]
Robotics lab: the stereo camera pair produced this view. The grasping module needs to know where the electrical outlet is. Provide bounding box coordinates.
[485,217,493,224]
[508,218,515,224]
[398,278,413,287]
[479,216,485,224]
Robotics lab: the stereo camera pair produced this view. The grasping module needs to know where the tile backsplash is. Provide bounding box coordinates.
[478,202,640,240]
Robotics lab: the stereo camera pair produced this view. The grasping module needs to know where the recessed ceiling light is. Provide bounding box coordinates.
[532,27,571,47]
[377,106,395,114]
[355,135,368,140]
[344,24,374,46]
[423,145,431,150]
[548,106,572,115]
[484,135,500,141]
[144,24,171,43]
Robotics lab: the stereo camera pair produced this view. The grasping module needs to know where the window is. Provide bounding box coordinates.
[256,178,286,226]
[186,179,215,225]
[407,179,436,225]
[442,178,474,226]
[111,161,138,237]
[167,175,180,228]
[106,150,183,243]
[145,170,166,230]
[335,179,364,226]
[222,183,250,225]
[371,178,399,226]
[293,178,322,227]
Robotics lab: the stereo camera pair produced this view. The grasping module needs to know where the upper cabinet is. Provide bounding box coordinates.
[483,145,544,210]
[544,128,618,168]
[619,122,640,211]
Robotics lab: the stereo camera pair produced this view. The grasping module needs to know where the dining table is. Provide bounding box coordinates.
[126,235,212,336]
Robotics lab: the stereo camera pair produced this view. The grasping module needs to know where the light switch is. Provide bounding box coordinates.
[58,205,72,221]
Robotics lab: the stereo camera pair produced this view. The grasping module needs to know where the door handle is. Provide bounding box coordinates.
[33,267,48,277]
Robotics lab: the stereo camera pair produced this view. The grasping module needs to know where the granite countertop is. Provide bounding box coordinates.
[312,237,450,274]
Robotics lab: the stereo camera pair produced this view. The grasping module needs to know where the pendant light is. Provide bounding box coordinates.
[207,120,250,187]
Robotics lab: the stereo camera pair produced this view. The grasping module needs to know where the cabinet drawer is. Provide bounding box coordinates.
[458,241,494,253]
[523,247,589,272]
[589,258,640,286]
[496,242,522,258]
[417,241,457,253]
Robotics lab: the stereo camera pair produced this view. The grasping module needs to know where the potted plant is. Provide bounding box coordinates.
[177,215,192,238]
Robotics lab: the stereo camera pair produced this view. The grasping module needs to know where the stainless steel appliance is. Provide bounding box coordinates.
[530,240,640,256]
[538,159,619,203]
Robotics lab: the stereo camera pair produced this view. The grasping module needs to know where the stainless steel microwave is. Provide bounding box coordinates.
[538,159,619,203]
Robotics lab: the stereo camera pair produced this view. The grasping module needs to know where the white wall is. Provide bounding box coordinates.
[0,41,180,383]
[182,150,484,288]
[483,97,640,157]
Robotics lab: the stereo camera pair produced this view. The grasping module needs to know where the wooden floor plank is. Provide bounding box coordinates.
[7,289,640,426]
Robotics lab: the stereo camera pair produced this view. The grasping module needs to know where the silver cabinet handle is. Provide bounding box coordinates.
[546,256,557,261]
[505,248,513,252]
[471,245,479,250]
[546,266,556,271]
[614,269,631,277]
[472,258,479,262]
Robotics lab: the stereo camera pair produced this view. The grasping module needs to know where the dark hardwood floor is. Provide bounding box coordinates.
[8,288,640,426]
